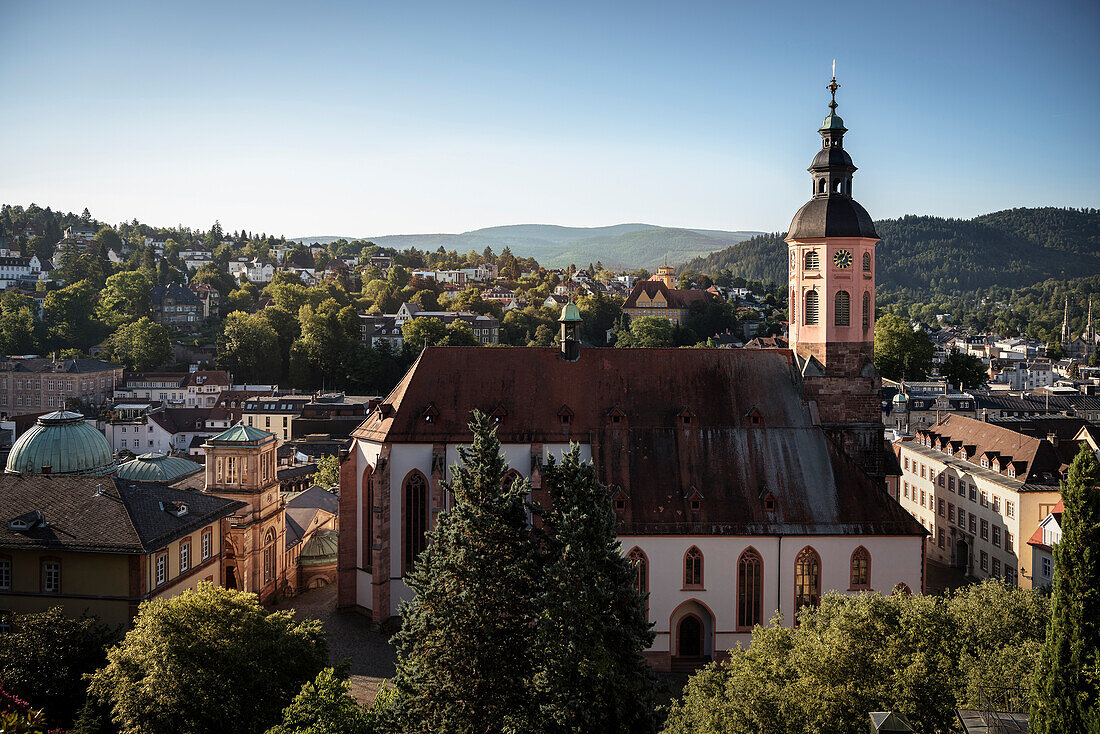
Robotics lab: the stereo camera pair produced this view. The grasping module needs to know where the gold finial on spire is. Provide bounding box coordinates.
[827,60,840,114]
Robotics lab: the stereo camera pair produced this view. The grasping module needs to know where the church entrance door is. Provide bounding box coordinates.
[678,614,703,657]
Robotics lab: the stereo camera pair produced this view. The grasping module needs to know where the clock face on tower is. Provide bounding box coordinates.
[833,249,853,269]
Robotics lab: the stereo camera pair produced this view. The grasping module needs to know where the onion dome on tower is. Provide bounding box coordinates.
[5,411,117,476]
[788,75,878,239]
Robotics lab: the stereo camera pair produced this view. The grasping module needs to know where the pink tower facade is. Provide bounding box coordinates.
[786,76,886,483]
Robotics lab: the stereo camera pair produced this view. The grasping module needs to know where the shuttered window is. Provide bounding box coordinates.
[804,291,820,325]
[834,290,850,326]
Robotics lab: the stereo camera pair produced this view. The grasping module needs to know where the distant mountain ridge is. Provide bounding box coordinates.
[677,207,1100,296]
[292,223,762,271]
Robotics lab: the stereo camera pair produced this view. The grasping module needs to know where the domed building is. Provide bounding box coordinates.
[297,529,338,590]
[5,411,117,476]
[116,452,203,483]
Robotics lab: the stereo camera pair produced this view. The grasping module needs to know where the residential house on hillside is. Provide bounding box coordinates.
[368,256,393,272]
[0,254,42,290]
[360,314,404,350]
[188,282,221,319]
[242,395,312,442]
[104,406,234,455]
[228,258,275,283]
[151,283,204,328]
[114,370,232,408]
[622,279,713,326]
[393,303,499,344]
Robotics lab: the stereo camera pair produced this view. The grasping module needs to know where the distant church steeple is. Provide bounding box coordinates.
[1062,296,1071,344]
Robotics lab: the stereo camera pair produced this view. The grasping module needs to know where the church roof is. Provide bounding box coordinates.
[787,196,878,240]
[354,346,924,537]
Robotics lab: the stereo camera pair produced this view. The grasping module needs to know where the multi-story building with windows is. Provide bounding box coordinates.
[151,283,204,328]
[243,395,311,442]
[0,357,122,415]
[621,278,712,326]
[894,415,1065,588]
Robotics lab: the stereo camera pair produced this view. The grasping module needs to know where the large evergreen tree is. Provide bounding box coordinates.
[1031,444,1100,733]
[385,411,538,733]
[535,447,659,733]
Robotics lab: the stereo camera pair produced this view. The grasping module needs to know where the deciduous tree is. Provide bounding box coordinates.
[873,313,934,381]
[103,317,171,371]
[85,584,327,734]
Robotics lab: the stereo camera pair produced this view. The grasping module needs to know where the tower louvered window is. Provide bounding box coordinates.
[863,291,871,328]
[804,290,820,325]
[834,290,850,326]
[804,250,820,270]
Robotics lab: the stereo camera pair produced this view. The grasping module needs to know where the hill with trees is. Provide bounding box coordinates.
[678,207,1100,296]
[295,223,761,271]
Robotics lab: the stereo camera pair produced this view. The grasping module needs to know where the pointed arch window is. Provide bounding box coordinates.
[804,290,820,325]
[501,469,522,491]
[850,546,871,590]
[804,250,820,271]
[794,546,821,612]
[834,290,850,326]
[684,546,703,589]
[862,252,871,272]
[363,467,374,573]
[737,547,763,630]
[404,471,428,574]
[863,291,871,329]
[627,547,648,598]
[263,528,276,585]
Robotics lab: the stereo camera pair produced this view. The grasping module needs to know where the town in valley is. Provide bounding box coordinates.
[0,2,1097,733]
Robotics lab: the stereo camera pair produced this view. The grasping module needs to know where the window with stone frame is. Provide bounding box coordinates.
[794,546,821,612]
[849,546,871,590]
[683,546,703,589]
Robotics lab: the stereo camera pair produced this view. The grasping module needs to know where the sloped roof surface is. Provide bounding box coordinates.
[206,423,274,444]
[116,452,203,483]
[355,347,923,536]
[921,414,1064,482]
[623,280,711,310]
[0,476,243,553]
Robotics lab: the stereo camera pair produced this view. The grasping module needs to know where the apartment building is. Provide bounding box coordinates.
[894,415,1065,589]
[0,357,122,415]
[242,395,311,441]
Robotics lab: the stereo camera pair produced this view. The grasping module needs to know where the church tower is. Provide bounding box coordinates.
[786,75,885,482]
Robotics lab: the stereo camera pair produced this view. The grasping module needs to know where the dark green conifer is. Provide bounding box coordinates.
[385,411,538,733]
[1031,444,1100,733]
[534,446,659,734]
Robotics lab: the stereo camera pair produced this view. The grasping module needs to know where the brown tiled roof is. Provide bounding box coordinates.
[622,280,712,310]
[919,414,1064,483]
[355,346,923,536]
[149,407,229,434]
[184,370,231,387]
[0,475,243,554]
[744,336,789,349]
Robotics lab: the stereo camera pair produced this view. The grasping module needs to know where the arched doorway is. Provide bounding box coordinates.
[956,539,970,571]
[678,615,703,657]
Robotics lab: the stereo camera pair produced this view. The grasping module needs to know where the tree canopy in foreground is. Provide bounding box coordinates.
[663,581,1048,734]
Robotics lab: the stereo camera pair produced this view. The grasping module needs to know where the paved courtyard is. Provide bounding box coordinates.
[271,585,396,706]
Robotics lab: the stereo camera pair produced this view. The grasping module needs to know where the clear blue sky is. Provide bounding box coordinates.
[2,0,1098,238]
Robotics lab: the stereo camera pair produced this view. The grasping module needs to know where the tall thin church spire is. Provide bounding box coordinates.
[1088,296,1094,343]
[1062,296,1071,344]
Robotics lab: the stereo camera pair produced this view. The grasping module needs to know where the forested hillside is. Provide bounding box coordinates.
[678,207,1100,296]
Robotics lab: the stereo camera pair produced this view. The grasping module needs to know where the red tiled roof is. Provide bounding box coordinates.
[919,414,1063,484]
[354,346,923,536]
[622,280,712,310]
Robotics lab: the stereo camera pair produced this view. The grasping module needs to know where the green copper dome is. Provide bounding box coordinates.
[116,452,203,483]
[299,529,338,566]
[559,301,583,323]
[820,113,845,130]
[5,411,117,476]
[205,422,273,445]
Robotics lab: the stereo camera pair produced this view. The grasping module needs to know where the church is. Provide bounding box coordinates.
[336,78,925,669]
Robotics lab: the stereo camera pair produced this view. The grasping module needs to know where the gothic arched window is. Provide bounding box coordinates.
[501,469,522,491]
[737,547,763,630]
[850,546,871,590]
[627,547,648,596]
[684,546,703,589]
[794,546,821,612]
[834,291,851,326]
[862,251,871,272]
[804,250,820,271]
[863,291,871,329]
[263,528,276,585]
[404,471,429,573]
[363,467,374,572]
[805,290,820,325]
